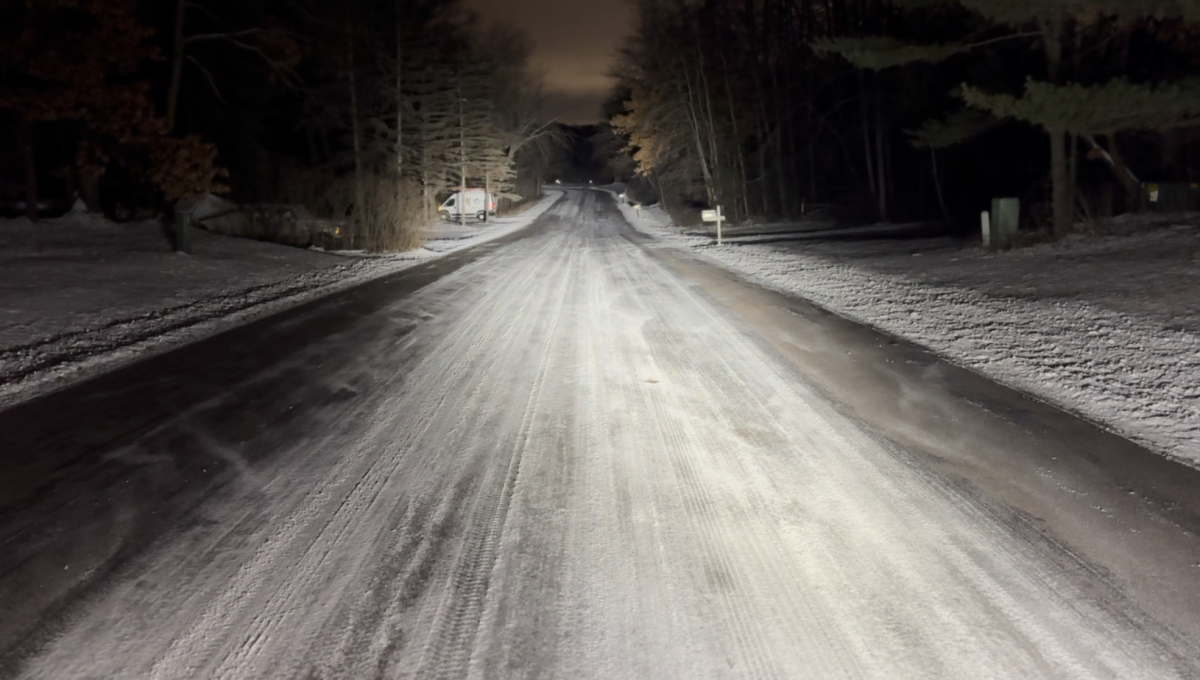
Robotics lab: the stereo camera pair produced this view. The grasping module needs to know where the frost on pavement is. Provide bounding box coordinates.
[612,192,1200,467]
[15,192,1197,679]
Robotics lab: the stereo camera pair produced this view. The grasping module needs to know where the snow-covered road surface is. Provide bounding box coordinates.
[3,190,1200,678]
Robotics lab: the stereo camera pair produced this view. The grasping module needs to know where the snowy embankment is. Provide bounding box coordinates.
[601,187,1200,467]
[0,191,560,407]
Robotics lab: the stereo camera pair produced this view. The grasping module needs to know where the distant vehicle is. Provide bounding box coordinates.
[555,179,562,185]
[438,188,496,222]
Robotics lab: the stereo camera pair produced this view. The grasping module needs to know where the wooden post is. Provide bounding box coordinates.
[981,210,991,248]
[716,205,724,245]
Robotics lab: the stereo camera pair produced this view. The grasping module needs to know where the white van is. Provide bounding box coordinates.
[439,189,496,222]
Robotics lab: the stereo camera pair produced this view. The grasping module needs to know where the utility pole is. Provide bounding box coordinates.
[459,92,466,227]
[395,1,404,192]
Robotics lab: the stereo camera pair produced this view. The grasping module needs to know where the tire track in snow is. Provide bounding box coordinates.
[414,226,579,679]
[552,206,701,677]
[15,199,579,679]
[618,238,1193,677]
[603,236,860,678]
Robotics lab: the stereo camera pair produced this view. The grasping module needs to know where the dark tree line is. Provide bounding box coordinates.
[606,0,1200,237]
[0,0,563,251]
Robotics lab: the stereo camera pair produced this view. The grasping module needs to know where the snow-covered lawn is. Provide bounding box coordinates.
[0,192,560,407]
[605,188,1200,467]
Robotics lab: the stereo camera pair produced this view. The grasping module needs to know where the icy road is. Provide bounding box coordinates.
[4,190,1200,678]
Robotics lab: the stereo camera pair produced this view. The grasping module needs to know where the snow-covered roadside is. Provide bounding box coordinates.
[0,191,561,407]
[599,187,1200,468]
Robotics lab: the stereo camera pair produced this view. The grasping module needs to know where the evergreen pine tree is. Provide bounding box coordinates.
[818,0,1200,237]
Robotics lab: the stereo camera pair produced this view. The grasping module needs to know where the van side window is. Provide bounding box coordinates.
[445,197,456,207]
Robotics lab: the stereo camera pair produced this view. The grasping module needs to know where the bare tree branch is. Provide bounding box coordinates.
[186,55,226,105]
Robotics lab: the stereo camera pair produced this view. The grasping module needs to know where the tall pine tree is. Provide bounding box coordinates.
[818,0,1200,238]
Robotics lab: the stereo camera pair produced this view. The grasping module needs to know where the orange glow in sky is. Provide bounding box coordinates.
[463,0,633,122]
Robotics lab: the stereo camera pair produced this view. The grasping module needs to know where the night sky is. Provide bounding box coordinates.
[463,0,633,123]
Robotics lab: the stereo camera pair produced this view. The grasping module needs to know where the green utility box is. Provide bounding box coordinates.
[990,197,1020,248]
